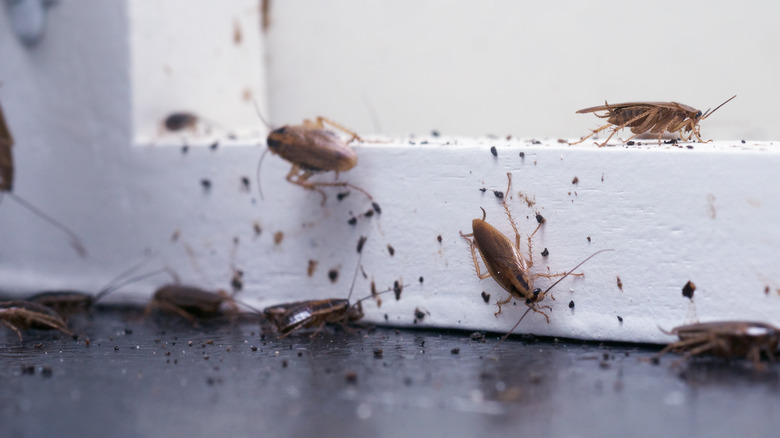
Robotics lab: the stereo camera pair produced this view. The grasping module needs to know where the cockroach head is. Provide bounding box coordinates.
[266,127,288,152]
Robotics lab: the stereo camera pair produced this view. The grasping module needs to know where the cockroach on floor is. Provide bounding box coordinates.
[263,253,401,337]
[651,321,779,368]
[460,172,612,322]
[254,102,373,205]
[0,100,86,257]
[0,300,74,341]
[143,284,243,323]
[26,262,170,319]
[570,95,736,147]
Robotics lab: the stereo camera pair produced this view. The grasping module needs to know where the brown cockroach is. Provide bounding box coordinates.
[254,102,373,205]
[652,321,780,368]
[0,300,74,341]
[0,100,86,257]
[571,95,736,147]
[143,285,242,323]
[0,100,13,192]
[163,112,199,132]
[263,251,400,337]
[460,172,612,322]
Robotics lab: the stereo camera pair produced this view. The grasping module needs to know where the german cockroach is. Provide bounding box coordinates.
[263,253,400,337]
[27,262,170,319]
[143,285,242,322]
[0,100,12,192]
[163,112,199,132]
[253,103,373,205]
[0,300,73,341]
[652,321,779,368]
[0,101,86,256]
[571,95,736,147]
[460,172,612,322]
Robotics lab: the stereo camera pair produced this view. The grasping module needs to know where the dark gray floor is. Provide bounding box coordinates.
[1,307,779,438]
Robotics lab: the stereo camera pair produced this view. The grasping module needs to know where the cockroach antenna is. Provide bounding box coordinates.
[701,95,737,120]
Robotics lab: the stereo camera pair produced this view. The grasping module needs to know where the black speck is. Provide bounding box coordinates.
[181,145,189,154]
[572,176,579,185]
[281,360,288,368]
[535,213,545,224]
[532,139,542,145]
[240,176,250,191]
[201,179,212,190]
[387,244,395,256]
[493,190,504,199]
[519,152,525,158]
[114,346,119,351]
[617,316,623,323]
[479,188,487,193]
[328,269,339,283]
[541,248,549,257]
[470,332,485,342]
[586,236,591,242]
[741,139,746,144]
[481,291,490,303]
[372,202,382,214]
[431,130,440,137]
[626,141,635,146]
[419,276,424,284]
[373,348,383,358]
[41,367,53,378]
[356,236,367,253]
[21,365,35,375]
[347,217,357,226]
[450,348,460,355]
[682,281,696,300]
[568,300,575,309]
[490,146,498,157]
[394,281,403,300]
[336,191,350,201]
[364,209,374,218]
[437,234,442,243]
[345,372,358,384]
[209,141,219,151]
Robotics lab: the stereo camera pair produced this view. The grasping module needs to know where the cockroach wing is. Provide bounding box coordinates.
[576,102,698,115]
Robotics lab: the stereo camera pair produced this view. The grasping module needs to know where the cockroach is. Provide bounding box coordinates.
[253,102,373,205]
[571,95,736,147]
[460,172,612,322]
[0,101,86,257]
[263,254,401,337]
[0,300,73,341]
[163,112,199,132]
[144,285,242,323]
[27,263,171,319]
[652,321,780,368]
